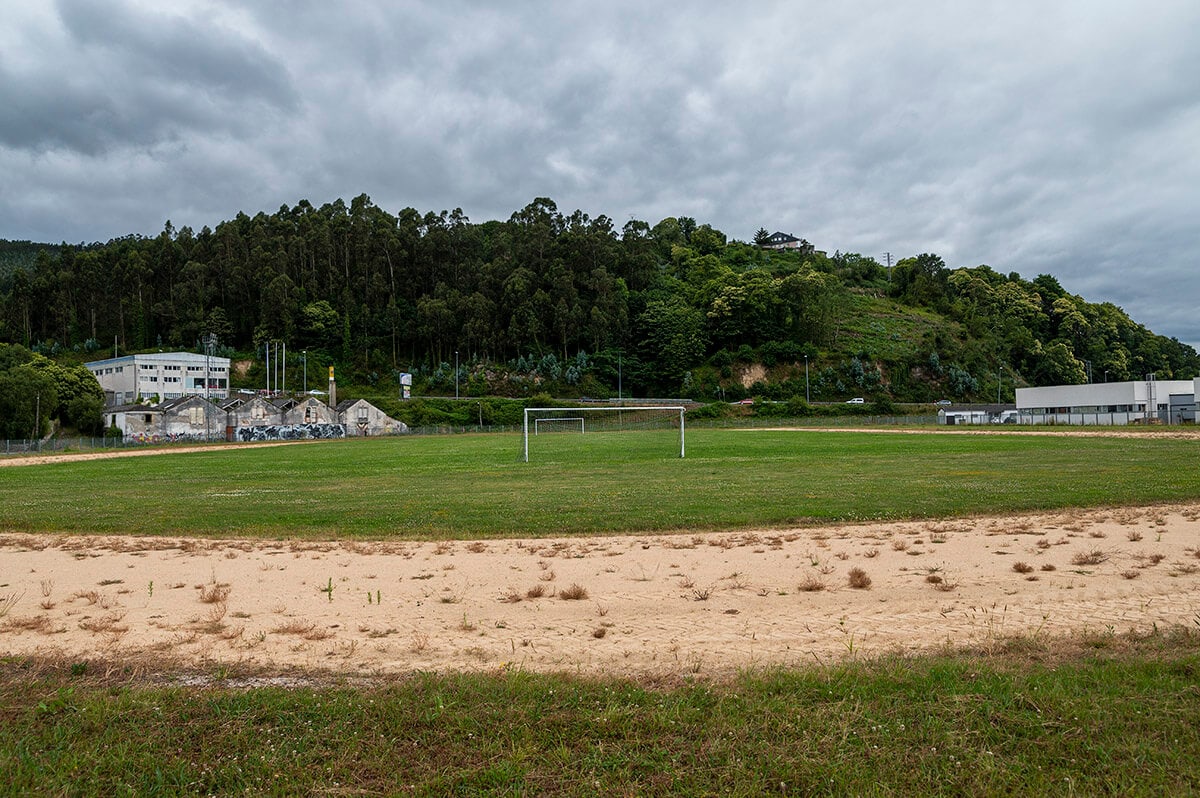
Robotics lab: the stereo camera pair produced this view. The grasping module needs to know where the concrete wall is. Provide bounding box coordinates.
[235,423,345,441]
[284,398,339,426]
[339,399,407,436]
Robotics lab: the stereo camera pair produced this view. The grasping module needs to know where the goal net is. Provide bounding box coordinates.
[533,416,585,435]
[522,406,687,462]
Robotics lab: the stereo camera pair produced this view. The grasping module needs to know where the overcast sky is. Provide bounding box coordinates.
[2,1,1198,345]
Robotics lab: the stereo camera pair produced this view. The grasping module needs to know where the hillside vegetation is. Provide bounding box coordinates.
[1,197,1195,405]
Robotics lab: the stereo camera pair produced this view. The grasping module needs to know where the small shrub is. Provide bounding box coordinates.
[847,567,872,589]
[592,627,608,639]
[525,584,546,599]
[798,575,826,592]
[559,583,589,600]
[199,583,231,604]
[1126,530,1143,542]
[1071,549,1109,566]
[1122,569,1140,580]
[1041,563,1057,572]
[1012,562,1034,574]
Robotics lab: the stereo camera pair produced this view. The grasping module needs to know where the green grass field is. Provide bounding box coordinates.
[4,632,1199,796]
[4,428,1200,795]
[3,428,1200,539]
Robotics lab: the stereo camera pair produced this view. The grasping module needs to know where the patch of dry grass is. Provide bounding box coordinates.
[558,583,589,600]
[847,567,872,590]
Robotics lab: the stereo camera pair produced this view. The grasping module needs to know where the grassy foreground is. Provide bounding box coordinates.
[3,629,1199,796]
[4,429,1200,538]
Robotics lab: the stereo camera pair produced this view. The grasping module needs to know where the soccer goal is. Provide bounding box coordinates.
[522,406,687,462]
[533,416,585,435]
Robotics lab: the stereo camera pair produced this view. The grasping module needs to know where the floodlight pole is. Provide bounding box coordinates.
[455,350,459,399]
[302,350,307,394]
[804,354,810,404]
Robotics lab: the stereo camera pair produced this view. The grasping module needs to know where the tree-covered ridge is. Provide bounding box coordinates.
[0,240,63,281]
[0,195,1195,402]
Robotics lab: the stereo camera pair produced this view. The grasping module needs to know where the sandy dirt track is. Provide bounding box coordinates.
[2,504,1199,678]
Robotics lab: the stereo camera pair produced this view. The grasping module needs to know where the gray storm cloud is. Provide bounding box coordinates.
[1,0,1197,344]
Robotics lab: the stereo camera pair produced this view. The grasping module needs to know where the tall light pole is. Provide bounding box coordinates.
[302,350,307,394]
[617,350,622,401]
[454,350,459,399]
[804,354,810,404]
[997,365,1002,403]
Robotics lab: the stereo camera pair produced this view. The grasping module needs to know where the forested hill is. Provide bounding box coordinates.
[1,195,1196,403]
[0,240,63,280]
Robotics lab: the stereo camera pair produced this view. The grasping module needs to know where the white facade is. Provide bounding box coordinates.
[86,352,231,404]
[1015,379,1195,425]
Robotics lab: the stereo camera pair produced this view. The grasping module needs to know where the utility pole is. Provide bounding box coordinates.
[302,350,307,394]
[455,350,459,399]
[618,350,622,401]
[883,252,893,282]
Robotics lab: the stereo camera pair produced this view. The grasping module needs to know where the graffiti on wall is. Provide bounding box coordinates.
[126,431,213,444]
[235,423,346,442]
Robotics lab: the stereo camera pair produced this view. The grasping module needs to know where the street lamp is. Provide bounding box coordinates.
[455,350,459,399]
[804,354,810,404]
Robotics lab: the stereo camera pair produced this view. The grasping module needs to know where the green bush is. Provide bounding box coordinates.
[686,402,733,420]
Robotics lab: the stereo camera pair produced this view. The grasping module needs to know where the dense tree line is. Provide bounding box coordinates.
[0,195,1195,405]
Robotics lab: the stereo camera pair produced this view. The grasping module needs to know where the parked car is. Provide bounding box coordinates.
[935,399,952,406]
[845,397,865,404]
[736,398,754,405]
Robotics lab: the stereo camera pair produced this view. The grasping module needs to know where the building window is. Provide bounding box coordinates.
[143,414,152,423]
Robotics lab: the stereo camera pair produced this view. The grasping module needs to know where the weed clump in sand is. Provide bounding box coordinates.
[847,567,872,590]
[798,574,826,592]
[1071,549,1109,566]
[559,583,589,600]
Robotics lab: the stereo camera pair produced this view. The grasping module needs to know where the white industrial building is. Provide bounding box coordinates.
[1015,378,1198,425]
[86,352,231,405]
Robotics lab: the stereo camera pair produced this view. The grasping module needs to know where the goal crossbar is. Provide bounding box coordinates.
[523,406,686,462]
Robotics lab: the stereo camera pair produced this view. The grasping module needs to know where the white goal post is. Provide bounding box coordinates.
[523,406,687,462]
